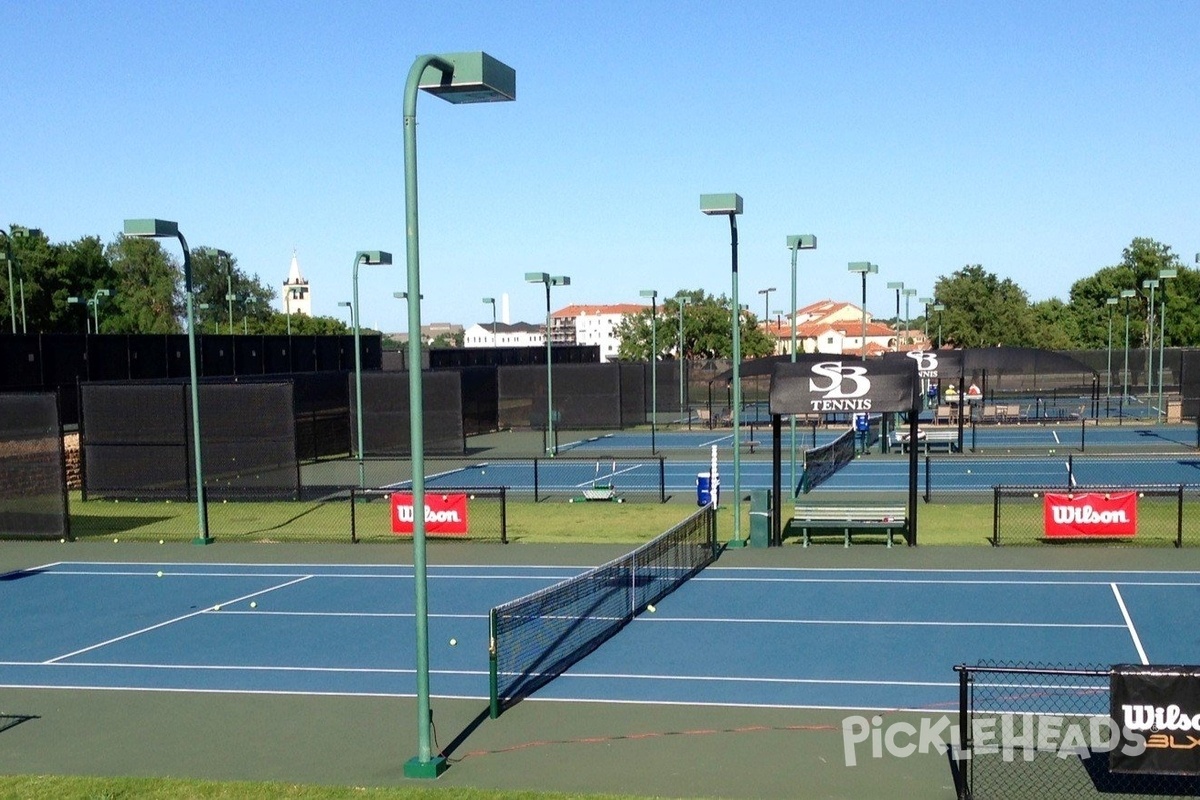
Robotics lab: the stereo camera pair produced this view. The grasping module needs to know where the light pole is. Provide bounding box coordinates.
[284,287,299,336]
[347,251,392,488]
[786,234,816,498]
[701,193,744,546]
[919,297,934,344]
[526,272,570,456]
[200,248,234,335]
[933,303,945,349]
[242,296,257,335]
[66,296,88,332]
[403,51,515,778]
[640,289,658,454]
[1157,268,1177,422]
[1121,289,1136,401]
[1105,297,1118,415]
[848,262,878,360]
[886,281,904,351]
[88,288,111,332]
[482,297,497,346]
[1142,279,1158,404]
[757,287,775,328]
[123,219,211,545]
[902,288,917,350]
[675,294,690,418]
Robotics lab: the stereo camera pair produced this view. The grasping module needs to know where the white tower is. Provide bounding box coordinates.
[282,249,311,317]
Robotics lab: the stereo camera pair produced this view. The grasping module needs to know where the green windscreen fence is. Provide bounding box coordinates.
[0,393,69,540]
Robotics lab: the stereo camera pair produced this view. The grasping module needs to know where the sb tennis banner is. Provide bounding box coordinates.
[1043,492,1137,538]
[391,493,469,536]
[1112,665,1200,775]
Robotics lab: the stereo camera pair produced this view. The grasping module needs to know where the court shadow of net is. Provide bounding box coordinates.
[0,714,38,734]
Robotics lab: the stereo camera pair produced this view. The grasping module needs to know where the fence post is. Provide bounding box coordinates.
[533,458,540,503]
[991,486,1000,546]
[350,488,358,543]
[658,457,666,504]
[953,664,972,800]
[500,486,508,544]
[1177,484,1184,548]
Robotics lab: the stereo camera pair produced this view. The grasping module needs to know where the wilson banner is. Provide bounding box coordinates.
[391,492,469,536]
[1043,492,1137,538]
[1112,665,1200,775]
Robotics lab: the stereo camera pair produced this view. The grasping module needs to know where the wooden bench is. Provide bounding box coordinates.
[790,504,908,548]
[892,428,959,453]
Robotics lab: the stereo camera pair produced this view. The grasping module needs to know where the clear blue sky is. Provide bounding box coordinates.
[7,1,1198,332]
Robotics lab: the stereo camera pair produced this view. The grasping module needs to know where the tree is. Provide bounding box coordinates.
[430,330,463,348]
[188,247,278,335]
[616,289,775,360]
[104,236,183,334]
[933,265,1036,347]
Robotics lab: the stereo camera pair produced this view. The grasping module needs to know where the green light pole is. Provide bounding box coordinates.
[349,251,392,487]
[1,234,14,334]
[934,302,944,348]
[1157,268,1177,422]
[242,296,256,335]
[675,294,690,419]
[1121,289,1136,401]
[903,288,917,349]
[402,51,515,780]
[123,219,212,545]
[1142,279,1158,405]
[640,289,658,454]
[1105,296,1118,414]
[919,296,934,343]
[701,193,744,545]
[526,272,570,455]
[848,262,878,360]
[886,281,904,351]
[786,235,816,497]
[757,286,775,329]
[284,287,297,336]
[88,288,111,332]
[200,248,234,334]
[66,296,87,332]
[482,296,497,346]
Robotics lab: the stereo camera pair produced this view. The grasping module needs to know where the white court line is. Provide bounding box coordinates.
[698,434,734,448]
[691,574,1200,587]
[635,616,1124,629]
[1053,429,1061,444]
[572,463,645,488]
[44,575,314,664]
[1111,583,1149,665]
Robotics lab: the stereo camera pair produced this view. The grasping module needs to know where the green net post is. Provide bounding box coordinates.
[488,609,501,718]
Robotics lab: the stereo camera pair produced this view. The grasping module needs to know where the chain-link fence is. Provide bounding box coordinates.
[952,662,1200,799]
[992,485,1194,547]
[348,486,507,543]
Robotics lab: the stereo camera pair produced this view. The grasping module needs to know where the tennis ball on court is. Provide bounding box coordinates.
[213,605,221,611]
[966,469,971,474]
[647,604,656,613]
[60,538,65,543]
[157,571,163,578]
[449,638,457,646]
[113,537,119,543]
[158,539,164,545]
[250,601,257,609]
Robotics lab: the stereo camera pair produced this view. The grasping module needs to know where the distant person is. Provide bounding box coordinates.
[967,382,982,402]
[944,384,959,405]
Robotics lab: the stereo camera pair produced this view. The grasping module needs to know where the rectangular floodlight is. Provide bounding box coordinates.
[700,193,743,215]
[123,218,179,238]
[786,234,816,249]
[419,52,516,104]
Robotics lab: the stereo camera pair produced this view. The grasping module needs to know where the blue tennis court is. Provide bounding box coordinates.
[1,561,1194,713]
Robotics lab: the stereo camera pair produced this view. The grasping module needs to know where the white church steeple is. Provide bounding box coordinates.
[282,249,311,317]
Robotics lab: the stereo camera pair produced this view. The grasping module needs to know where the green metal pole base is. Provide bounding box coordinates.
[192,536,214,546]
[725,538,747,549]
[403,755,448,779]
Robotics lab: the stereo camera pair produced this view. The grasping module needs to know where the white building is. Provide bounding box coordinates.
[281,250,311,317]
[553,303,645,362]
[463,321,545,348]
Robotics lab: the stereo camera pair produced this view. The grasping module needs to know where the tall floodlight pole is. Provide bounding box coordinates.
[886,281,904,351]
[757,287,775,328]
[919,297,934,344]
[284,288,295,336]
[902,289,917,350]
[1105,297,1118,414]
[848,262,878,360]
[200,248,234,335]
[1157,269,1177,422]
[1142,279,1158,405]
[402,51,515,779]
[482,297,497,346]
[701,193,744,546]
[786,235,816,498]
[934,303,944,349]
[1121,289,1136,401]
[349,251,392,488]
[123,219,211,545]
[89,288,111,332]
[0,231,15,333]
[675,294,690,417]
[526,272,570,455]
[640,289,658,453]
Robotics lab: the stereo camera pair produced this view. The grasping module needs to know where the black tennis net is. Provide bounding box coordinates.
[488,504,717,716]
[799,428,857,493]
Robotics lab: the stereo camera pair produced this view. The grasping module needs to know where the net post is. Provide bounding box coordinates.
[533,457,540,503]
[658,457,665,504]
[991,487,1000,546]
[349,488,358,543]
[1080,416,1086,452]
[1177,484,1184,548]
[488,609,501,718]
[499,486,508,544]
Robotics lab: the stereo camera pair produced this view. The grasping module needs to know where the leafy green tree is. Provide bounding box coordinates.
[430,330,463,348]
[188,247,278,335]
[1029,299,1078,351]
[4,226,76,333]
[104,236,182,333]
[616,289,775,360]
[933,265,1035,347]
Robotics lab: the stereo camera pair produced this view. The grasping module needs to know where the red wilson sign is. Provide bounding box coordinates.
[1043,492,1137,538]
[391,493,469,536]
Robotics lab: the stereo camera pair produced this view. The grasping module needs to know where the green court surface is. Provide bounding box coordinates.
[3,540,1198,799]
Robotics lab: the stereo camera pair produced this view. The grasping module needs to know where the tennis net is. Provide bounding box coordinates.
[799,428,857,493]
[488,503,717,716]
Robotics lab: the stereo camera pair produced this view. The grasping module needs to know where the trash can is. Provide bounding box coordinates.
[749,489,770,548]
[696,472,720,507]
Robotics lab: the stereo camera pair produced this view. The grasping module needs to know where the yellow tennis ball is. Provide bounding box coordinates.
[213,605,221,611]
[449,638,457,646]
[250,601,257,609]
[113,538,119,543]
[647,604,656,613]
[157,571,163,578]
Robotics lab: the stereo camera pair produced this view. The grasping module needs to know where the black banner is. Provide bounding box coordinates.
[769,358,920,416]
[1111,664,1200,775]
